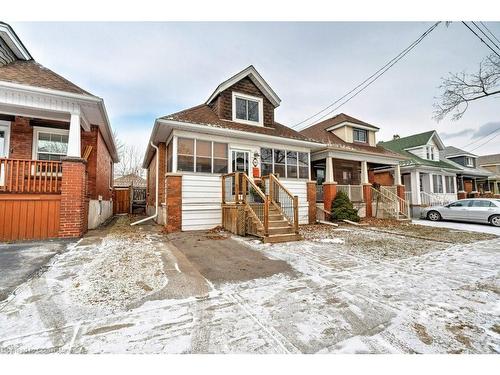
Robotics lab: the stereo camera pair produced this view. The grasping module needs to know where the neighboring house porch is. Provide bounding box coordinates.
[0,22,118,242]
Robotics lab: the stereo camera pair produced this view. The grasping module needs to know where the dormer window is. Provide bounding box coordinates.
[353,128,367,143]
[232,92,263,126]
[465,156,474,167]
[426,146,435,160]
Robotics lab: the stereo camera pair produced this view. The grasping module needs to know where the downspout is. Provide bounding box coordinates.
[131,142,159,226]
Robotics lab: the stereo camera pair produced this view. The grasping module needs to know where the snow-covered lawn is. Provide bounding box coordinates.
[0,219,498,354]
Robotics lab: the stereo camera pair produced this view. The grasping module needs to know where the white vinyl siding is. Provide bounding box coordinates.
[280,179,309,224]
[181,174,222,231]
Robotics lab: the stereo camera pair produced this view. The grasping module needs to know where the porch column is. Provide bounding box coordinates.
[410,170,421,205]
[361,160,369,184]
[67,113,81,158]
[325,157,334,183]
[306,181,317,224]
[394,164,402,186]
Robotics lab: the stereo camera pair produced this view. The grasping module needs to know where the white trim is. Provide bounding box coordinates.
[0,120,11,158]
[231,91,264,126]
[0,23,32,60]
[447,153,477,159]
[325,121,379,132]
[31,126,70,160]
[206,65,281,107]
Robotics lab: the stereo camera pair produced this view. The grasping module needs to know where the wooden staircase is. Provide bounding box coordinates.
[221,172,302,244]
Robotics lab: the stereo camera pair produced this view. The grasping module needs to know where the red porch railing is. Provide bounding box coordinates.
[0,158,63,194]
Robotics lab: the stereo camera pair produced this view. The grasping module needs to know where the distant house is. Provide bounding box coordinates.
[300,113,405,218]
[478,153,500,195]
[114,173,146,188]
[379,131,460,216]
[0,22,118,241]
[442,146,492,195]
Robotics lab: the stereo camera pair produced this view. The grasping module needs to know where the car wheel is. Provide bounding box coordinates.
[427,210,441,221]
[490,215,500,227]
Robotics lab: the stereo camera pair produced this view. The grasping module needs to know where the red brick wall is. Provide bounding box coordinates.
[209,77,275,127]
[81,126,113,200]
[323,182,337,213]
[146,143,166,207]
[165,175,182,233]
[9,116,33,159]
[371,171,394,186]
[146,154,157,206]
[59,159,88,238]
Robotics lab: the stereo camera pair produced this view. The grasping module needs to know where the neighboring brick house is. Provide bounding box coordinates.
[299,113,406,218]
[0,22,118,241]
[114,173,146,188]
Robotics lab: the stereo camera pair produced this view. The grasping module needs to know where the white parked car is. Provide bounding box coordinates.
[421,198,500,227]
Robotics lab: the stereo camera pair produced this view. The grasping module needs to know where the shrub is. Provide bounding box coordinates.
[331,191,360,222]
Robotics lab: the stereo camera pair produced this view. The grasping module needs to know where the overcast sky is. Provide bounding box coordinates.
[11,22,500,156]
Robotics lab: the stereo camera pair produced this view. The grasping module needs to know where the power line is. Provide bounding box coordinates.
[291,22,441,130]
[471,22,500,54]
[480,21,500,46]
[468,131,500,152]
[461,126,500,150]
[462,22,500,58]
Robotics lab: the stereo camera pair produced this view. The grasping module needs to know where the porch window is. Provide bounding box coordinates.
[298,152,309,179]
[274,149,286,178]
[177,138,195,172]
[445,176,455,193]
[260,148,310,179]
[432,175,443,193]
[176,137,228,174]
[286,151,298,178]
[34,129,69,161]
[213,142,228,174]
[260,148,273,176]
[353,128,367,143]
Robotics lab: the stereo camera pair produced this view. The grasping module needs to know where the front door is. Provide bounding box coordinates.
[231,150,250,175]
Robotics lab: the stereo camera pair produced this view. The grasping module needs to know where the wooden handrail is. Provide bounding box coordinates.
[0,158,62,194]
[264,173,299,233]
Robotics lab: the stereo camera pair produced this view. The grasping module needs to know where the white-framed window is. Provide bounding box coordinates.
[232,92,264,126]
[432,175,443,193]
[445,176,455,193]
[32,127,69,161]
[465,156,474,167]
[353,128,367,143]
[426,146,435,160]
[176,137,228,174]
[260,147,310,179]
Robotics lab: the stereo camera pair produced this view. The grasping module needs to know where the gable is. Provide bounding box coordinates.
[209,76,275,127]
[206,65,280,108]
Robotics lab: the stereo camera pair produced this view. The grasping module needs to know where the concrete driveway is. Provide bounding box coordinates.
[0,239,71,301]
[0,218,498,353]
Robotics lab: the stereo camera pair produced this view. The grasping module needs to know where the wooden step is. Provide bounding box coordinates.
[269,213,284,220]
[263,233,303,244]
[268,219,289,228]
[268,226,294,235]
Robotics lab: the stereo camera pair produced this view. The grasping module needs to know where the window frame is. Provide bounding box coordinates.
[432,174,444,193]
[232,91,264,126]
[465,156,474,167]
[32,126,69,161]
[260,147,310,180]
[353,128,368,143]
[176,136,228,175]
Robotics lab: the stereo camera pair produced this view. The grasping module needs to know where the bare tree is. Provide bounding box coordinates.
[434,54,500,121]
[113,132,144,178]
